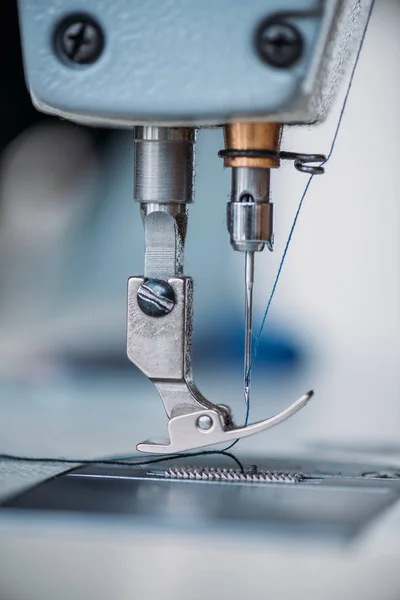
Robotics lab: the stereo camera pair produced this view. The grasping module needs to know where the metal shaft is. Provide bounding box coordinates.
[227,167,273,253]
[134,126,195,279]
[244,250,255,405]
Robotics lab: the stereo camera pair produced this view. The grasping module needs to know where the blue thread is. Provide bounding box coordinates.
[232,0,375,449]
[249,0,375,373]
[223,174,314,454]
[250,174,314,372]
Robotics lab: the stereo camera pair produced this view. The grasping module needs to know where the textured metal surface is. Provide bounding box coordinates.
[314,0,374,120]
[127,277,193,385]
[127,276,213,416]
[134,127,194,279]
[142,204,187,279]
[17,0,373,125]
[231,167,271,203]
[134,127,195,204]
[164,467,302,483]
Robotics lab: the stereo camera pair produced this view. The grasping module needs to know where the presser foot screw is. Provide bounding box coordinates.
[255,19,303,69]
[196,415,213,431]
[137,279,176,318]
[54,15,105,65]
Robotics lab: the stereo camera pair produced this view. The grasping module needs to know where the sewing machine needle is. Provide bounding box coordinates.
[244,251,255,405]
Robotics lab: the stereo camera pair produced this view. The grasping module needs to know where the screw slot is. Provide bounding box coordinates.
[255,18,303,69]
[54,14,105,66]
[137,279,176,318]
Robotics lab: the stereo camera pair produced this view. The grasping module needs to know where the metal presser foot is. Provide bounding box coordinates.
[128,125,313,455]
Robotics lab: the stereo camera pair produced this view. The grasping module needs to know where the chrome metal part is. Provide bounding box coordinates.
[134,127,194,279]
[164,467,303,484]
[231,166,270,203]
[196,415,213,431]
[134,127,195,205]
[127,275,313,454]
[141,204,188,280]
[227,167,273,253]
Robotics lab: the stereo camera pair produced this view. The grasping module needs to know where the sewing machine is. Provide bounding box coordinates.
[1,2,400,599]
[15,0,371,453]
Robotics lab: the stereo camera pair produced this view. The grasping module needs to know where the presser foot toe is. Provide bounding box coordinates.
[137,391,313,454]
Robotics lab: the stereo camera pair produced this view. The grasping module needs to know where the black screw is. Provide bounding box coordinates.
[137,279,176,318]
[255,18,303,69]
[54,15,104,65]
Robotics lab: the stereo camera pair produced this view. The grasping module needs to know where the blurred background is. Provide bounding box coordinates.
[0,0,398,462]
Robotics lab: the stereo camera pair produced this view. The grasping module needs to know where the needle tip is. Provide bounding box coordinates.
[244,385,250,405]
[244,251,255,406]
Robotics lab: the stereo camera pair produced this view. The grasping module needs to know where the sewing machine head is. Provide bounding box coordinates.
[17,0,372,453]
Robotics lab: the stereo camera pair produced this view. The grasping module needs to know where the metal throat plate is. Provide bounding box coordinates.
[3,455,400,545]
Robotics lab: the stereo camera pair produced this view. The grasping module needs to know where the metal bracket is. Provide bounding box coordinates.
[127,276,312,454]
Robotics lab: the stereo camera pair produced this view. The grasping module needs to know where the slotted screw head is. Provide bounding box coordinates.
[137,279,176,318]
[55,15,105,65]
